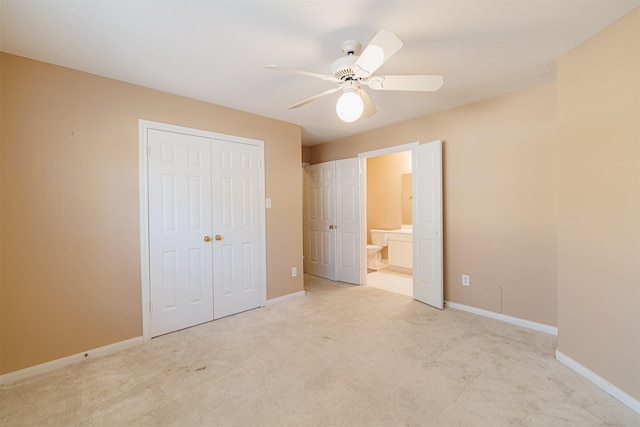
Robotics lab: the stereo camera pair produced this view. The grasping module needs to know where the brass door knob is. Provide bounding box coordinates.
[204,236,212,242]
[329,225,335,229]
[215,235,223,241]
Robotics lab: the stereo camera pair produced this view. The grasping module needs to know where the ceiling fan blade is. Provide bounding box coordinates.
[265,65,337,81]
[353,29,403,78]
[367,75,444,92]
[359,89,377,119]
[287,86,342,109]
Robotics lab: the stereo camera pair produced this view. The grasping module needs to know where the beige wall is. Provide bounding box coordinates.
[0,53,304,374]
[557,9,639,401]
[366,151,411,259]
[312,83,558,326]
[301,145,311,164]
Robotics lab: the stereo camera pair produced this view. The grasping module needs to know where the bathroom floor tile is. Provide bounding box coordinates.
[366,268,412,297]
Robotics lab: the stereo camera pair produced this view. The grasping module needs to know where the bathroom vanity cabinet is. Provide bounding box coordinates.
[387,231,412,274]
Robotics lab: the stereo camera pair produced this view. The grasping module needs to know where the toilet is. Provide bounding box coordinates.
[367,229,389,269]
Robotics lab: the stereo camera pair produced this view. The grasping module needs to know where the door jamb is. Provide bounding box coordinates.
[138,120,266,342]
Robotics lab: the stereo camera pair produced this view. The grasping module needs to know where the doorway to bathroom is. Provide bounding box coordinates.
[360,144,416,298]
[303,141,443,308]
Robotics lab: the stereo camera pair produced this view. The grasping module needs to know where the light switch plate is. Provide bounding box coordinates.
[265,198,272,208]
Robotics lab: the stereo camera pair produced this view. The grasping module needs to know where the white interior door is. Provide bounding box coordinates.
[304,162,336,280]
[412,140,443,309]
[335,158,361,284]
[148,129,214,337]
[212,140,263,319]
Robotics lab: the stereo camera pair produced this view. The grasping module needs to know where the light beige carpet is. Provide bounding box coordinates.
[1,274,638,426]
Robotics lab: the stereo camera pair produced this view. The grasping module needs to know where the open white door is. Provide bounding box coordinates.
[412,140,443,309]
[335,158,361,284]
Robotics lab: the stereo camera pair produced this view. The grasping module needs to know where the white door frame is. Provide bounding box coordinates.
[358,142,420,284]
[138,120,266,341]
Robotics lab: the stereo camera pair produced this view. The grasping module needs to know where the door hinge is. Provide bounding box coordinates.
[147,145,151,157]
[149,300,153,312]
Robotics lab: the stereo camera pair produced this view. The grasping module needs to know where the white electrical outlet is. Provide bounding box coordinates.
[291,267,297,277]
[462,274,470,286]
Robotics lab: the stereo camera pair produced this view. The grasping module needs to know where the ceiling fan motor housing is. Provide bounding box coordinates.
[330,39,364,80]
[330,54,359,80]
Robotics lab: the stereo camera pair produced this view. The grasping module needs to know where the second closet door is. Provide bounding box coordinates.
[211,140,262,319]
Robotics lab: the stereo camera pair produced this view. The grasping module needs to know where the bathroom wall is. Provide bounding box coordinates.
[366,151,412,259]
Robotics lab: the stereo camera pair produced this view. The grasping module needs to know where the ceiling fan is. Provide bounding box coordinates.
[266,29,444,122]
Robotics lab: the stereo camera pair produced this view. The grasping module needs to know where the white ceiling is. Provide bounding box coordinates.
[2,1,638,146]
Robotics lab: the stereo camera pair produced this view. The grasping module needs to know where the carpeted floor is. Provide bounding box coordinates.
[1,274,638,426]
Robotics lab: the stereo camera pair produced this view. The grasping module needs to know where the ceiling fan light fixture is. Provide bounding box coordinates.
[336,90,364,122]
[266,29,443,122]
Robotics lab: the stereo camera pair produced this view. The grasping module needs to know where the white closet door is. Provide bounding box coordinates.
[148,129,214,337]
[304,162,336,280]
[412,140,443,309]
[335,158,361,284]
[212,140,263,319]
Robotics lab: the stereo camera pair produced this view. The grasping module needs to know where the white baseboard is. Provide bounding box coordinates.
[1,291,306,386]
[0,336,144,386]
[556,350,640,414]
[266,290,306,306]
[444,300,558,336]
